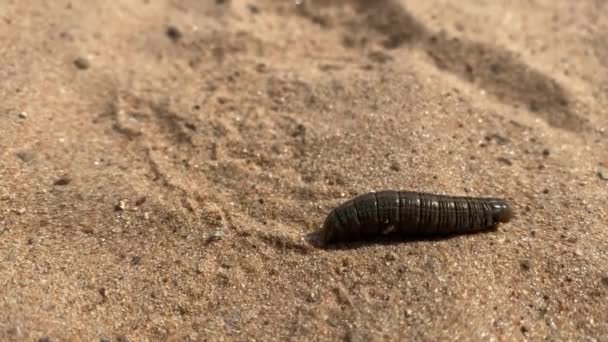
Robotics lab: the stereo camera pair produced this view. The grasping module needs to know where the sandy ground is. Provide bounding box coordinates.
[1,0,608,340]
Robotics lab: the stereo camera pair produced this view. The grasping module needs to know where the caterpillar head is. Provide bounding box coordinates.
[490,200,513,223]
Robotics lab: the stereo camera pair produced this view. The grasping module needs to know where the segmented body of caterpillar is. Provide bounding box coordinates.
[321,190,512,244]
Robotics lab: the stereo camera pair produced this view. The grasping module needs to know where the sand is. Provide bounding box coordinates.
[1,0,607,340]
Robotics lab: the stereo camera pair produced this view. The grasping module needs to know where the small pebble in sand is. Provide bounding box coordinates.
[18,111,27,119]
[496,157,512,166]
[597,168,608,181]
[384,252,398,262]
[114,200,127,211]
[130,256,142,266]
[484,133,510,145]
[73,57,90,70]
[166,25,182,41]
[135,196,147,206]
[520,259,532,271]
[38,337,51,342]
[206,229,224,242]
[14,207,26,215]
[98,287,107,300]
[255,63,267,73]
[53,175,72,186]
[542,148,550,157]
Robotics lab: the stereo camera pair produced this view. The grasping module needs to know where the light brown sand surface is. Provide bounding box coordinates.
[1,0,608,340]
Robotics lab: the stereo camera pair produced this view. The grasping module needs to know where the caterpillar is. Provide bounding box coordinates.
[321,190,512,244]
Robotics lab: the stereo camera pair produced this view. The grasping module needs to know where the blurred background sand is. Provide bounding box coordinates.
[1,0,607,340]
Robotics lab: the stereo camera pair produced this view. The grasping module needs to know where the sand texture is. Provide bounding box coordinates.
[1,0,608,340]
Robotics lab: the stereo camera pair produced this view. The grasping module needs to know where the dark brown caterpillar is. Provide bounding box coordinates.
[321,190,512,244]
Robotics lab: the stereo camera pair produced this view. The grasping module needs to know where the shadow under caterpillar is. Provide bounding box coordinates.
[321,190,513,244]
